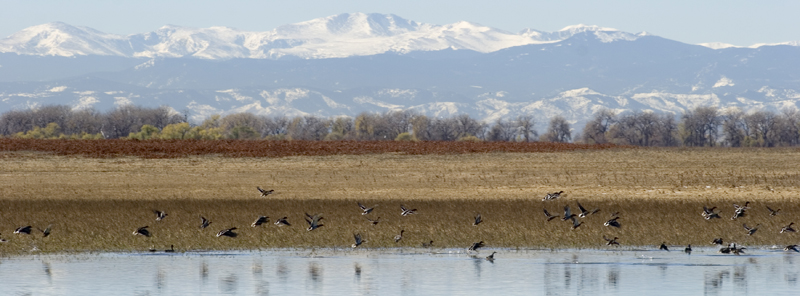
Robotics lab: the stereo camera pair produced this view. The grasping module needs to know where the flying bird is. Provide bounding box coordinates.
[485,252,497,263]
[305,213,324,231]
[153,210,168,221]
[257,187,274,197]
[365,216,380,226]
[785,245,799,252]
[133,226,150,237]
[216,227,238,238]
[603,236,619,246]
[275,217,291,226]
[38,225,52,238]
[743,223,760,236]
[562,206,576,221]
[543,209,559,221]
[577,202,600,218]
[711,238,724,245]
[251,216,269,227]
[14,226,32,235]
[473,213,483,226]
[542,191,564,201]
[394,229,405,243]
[781,222,796,233]
[702,206,721,220]
[400,205,417,216]
[199,216,211,229]
[660,242,669,251]
[358,202,376,215]
[469,241,485,251]
[731,202,750,220]
[352,233,365,248]
[767,206,781,216]
[604,217,621,228]
[570,217,583,230]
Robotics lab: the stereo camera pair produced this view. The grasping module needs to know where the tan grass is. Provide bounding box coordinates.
[1,148,800,254]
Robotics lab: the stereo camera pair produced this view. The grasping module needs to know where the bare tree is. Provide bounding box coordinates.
[541,116,571,143]
[514,115,538,142]
[581,109,616,144]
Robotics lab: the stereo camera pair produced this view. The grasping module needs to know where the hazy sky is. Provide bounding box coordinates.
[2,0,799,46]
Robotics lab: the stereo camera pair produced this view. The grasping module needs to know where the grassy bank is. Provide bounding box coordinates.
[2,148,800,254]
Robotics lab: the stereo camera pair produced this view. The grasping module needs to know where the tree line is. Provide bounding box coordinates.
[1,104,798,147]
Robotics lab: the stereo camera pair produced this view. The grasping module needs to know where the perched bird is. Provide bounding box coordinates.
[767,206,781,216]
[702,206,721,220]
[785,245,799,252]
[365,216,380,226]
[684,245,692,255]
[274,217,291,226]
[199,216,211,229]
[257,187,274,197]
[38,225,52,238]
[400,205,417,216]
[743,223,760,236]
[305,213,324,231]
[14,226,32,235]
[469,241,485,251]
[473,214,483,226]
[577,202,600,218]
[781,222,796,233]
[165,245,175,253]
[358,202,376,215]
[421,240,434,248]
[485,252,497,263]
[542,191,564,201]
[133,226,151,237]
[543,209,559,221]
[660,243,669,251]
[570,217,583,230]
[352,233,365,248]
[562,206,576,221]
[153,210,168,221]
[251,216,269,227]
[604,217,621,228]
[711,238,724,245]
[603,236,619,246]
[394,230,404,243]
[216,227,238,238]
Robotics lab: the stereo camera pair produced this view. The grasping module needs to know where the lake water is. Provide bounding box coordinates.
[1,247,797,295]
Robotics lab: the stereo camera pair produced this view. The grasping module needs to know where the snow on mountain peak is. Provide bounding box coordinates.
[558,24,618,33]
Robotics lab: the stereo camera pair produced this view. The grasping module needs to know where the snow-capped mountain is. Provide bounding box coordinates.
[0,13,646,59]
[1,13,800,130]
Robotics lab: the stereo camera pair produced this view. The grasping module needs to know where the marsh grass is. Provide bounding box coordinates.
[2,148,800,254]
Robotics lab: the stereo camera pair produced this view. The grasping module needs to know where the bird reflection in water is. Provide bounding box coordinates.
[704,270,730,294]
[309,262,322,282]
[221,273,238,294]
[606,266,620,289]
[156,269,166,291]
[277,260,289,281]
[200,261,209,283]
[354,263,362,280]
[252,260,263,276]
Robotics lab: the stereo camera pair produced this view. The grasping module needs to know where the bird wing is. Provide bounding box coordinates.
[564,206,571,217]
[577,202,587,213]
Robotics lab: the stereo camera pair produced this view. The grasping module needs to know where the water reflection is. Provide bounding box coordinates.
[0,249,798,295]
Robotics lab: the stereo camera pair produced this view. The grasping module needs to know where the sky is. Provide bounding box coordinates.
[2,0,799,46]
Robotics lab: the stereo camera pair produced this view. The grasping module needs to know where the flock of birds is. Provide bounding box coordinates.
[2,187,797,259]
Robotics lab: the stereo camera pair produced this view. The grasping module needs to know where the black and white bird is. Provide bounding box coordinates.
[577,202,600,218]
[469,241,485,252]
[543,209,559,221]
[153,210,168,221]
[365,216,380,226]
[660,242,669,251]
[570,217,583,230]
[731,202,750,220]
[133,226,151,237]
[702,206,721,220]
[199,216,211,229]
[394,230,404,243]
[781,222,796,233]
[473,214,483,226]
[785,245,799,252]
[352,233,365,248]
[542,191,564,201]
[604,217,621,228]
[711,238,724,245]
[14,226,32,235]
[251,216,269,227]
[400,205,417,216]
[305,213,324,231]
[358,202,376,215]
[562,206,576,221]
[216,227,238,238]
[257,187,274,197]
[603,236,619,246]
[743,223,760,236]
[731,243,746,255]
[485,252,497,263]
[275,217,291,226]
[685,245,692,255]
[767,206,781,216]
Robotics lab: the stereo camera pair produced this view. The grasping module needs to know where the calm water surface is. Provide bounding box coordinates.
[1,248,798,295]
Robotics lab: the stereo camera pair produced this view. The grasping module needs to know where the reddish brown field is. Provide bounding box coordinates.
[0,138,623,158]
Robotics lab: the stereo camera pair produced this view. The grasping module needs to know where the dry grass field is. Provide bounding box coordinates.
[2,142,800,254]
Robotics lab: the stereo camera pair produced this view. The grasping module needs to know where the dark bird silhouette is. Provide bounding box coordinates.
[400,205,417,216]
[14,226,32,235]
[767,206,781,216]
[485,252,497,263]
[711,238,724,245]
[684,245,692,255]
[358,202,376,215]
[785,245,799,252]
[352,233,365,248]
[305,213,324,231]
[543,209,559,221]
[153,210,168,221]
[570,217,583,230]
[275,217,291,226]
[165,245,175,253]
[365,216,380,226]
[394,230,404,243]
[731,243,746,255]
[200,216,211,229]
[781,222,796,233]
[257,187,274,197]
[469,241,485,251]
[473,213,483,226]
[604,217,621,228]
[660,242,669,251]
[562,206,576,221]
[702,206,721,220]
[251,216,269,227]
[133,226,150,237]
[743,223,760,236]
[603,236,619,246]
[577,202,600,218]
[38,225,52,237]
[216,227,238,237]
